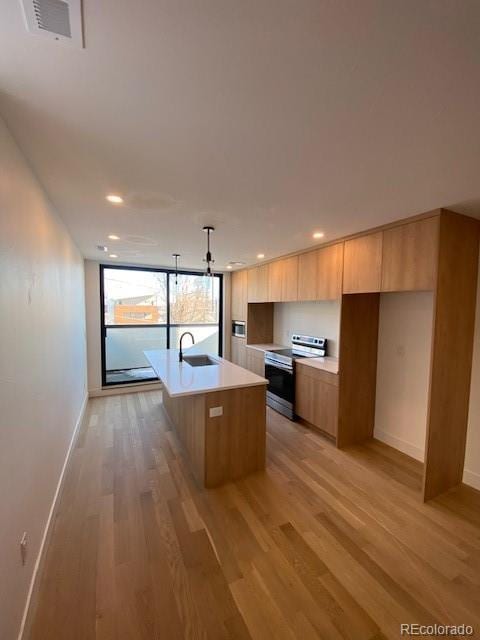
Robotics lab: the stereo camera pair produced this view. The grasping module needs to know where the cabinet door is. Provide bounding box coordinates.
[247,264,269,302]
[268,260,283,302]
[381,217,438,292]
[231,270,247,320]
[231,336,247,368]
[343,232,383,293]
[295,367,338,437]
[317,243,344,300]
[247,268,258,302]
[230,336,239,364]
[282,256,299,302]
[295,371,315,423]
[239,342,247,368]
[298,251,318,301]
[246,349,265,376]
[313,380,338,438]
[269,257,299,302]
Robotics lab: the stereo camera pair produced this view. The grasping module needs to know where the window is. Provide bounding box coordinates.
[103,268,167,325]
[169,273,220,324]
[100,265,223,385]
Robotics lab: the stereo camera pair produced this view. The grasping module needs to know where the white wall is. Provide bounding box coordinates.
[0,118,87,640]
[374,292,434,461]
[273,300,341,357]
[372,285,480,491]
[464,256,480,490]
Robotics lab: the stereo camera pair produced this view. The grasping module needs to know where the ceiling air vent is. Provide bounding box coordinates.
[21,0,84,47]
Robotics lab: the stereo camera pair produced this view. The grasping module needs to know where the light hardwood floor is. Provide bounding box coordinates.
[28,391,480,639]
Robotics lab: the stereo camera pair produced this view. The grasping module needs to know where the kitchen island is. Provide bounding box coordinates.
[144,349,267,488]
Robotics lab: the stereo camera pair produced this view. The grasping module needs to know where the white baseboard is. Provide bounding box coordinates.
[463,468,480,491]
[373,428,424,462]
[89,381,162,397]
[17,392,89,640]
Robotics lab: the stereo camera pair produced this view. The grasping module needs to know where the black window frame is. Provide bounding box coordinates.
[100,263,223,387]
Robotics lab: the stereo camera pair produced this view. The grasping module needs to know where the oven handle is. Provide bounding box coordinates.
[264,359,294,373]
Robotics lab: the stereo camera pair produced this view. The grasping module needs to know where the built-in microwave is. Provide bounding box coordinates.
[232,320,246,338]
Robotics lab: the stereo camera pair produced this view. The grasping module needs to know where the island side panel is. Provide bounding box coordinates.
[204,385,267,488]
[162,389,206,486]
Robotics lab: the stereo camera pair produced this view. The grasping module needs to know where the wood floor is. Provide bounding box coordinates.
[28,391,480,640]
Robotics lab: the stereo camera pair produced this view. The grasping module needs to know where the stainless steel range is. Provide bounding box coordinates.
[264,334,327,419]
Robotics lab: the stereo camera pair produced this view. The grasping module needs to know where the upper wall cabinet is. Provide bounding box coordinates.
[268,256,298,302]
[282,256,299,301]
[231,270,248,321]
[297,244,344,301]
[343,232,383,293]
[268,260,283,302]
[381,217,439,292]
[317,243,344,300]
[247,264,269,302]
[298,251,318,300]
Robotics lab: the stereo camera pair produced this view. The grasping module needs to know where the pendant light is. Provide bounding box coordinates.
[203,226,215,277]
[172,253,180,285]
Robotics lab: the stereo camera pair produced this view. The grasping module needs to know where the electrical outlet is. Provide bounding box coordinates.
[209,406,223,418]
[20,532,27,566]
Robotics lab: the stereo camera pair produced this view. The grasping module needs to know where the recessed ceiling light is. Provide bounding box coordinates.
[257,253,265,259]
[109,254,118,258]
[226,265,233,270]
[313,231,324,239]
[106,194,123,204]
[108,234,120,240]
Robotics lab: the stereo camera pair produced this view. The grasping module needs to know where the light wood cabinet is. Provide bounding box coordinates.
[246,348,265,377]
[317,243,344,300]
[163,385,266,488]
[231,270,248,321]
[297,251,318,300]
[247,303,274,345]
[381,217,438,292]
[282,256,298,301]
[268,256,298,302]
[337,292,379,448]
[343,232,383,293]
[231,336,247,368]
[295,364,338,438]
[268,260,283,302]
[247,264,269,302]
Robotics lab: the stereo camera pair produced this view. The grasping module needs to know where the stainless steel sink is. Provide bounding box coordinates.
[182,354,218,367]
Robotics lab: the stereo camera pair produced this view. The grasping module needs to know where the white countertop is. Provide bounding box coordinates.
[298,356,339,375]
[144,349,268,398]
[245,343,285,352]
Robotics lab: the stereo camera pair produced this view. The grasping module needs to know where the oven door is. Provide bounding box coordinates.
[264,361,294,403]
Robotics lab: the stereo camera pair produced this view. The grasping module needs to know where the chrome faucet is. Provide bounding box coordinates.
[179,331,195,362]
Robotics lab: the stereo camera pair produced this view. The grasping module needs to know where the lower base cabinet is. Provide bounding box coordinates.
[295,363,338,438]
[231,336,247,368]
[246,348,266,377]
[230,341,265,377]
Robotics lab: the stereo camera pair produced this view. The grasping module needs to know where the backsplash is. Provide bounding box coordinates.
[273,300,341,357]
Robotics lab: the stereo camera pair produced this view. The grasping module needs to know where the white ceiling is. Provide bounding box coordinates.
[2,0,480,270]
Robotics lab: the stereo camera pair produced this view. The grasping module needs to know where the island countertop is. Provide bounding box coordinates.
[144,349,268,398]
